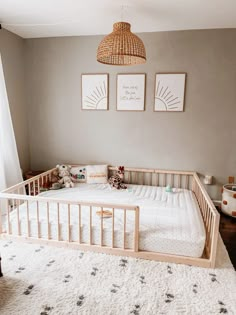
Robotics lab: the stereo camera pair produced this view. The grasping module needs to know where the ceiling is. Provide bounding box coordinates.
[0,0,236,38]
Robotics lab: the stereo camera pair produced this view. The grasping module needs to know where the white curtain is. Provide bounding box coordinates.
[0,53,23,192]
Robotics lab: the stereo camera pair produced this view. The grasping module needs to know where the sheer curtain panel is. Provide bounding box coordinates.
[0,54,23,192]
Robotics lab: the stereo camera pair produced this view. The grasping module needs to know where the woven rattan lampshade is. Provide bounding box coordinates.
[97,22,146,66]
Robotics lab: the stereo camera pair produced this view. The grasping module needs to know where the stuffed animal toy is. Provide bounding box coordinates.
[108,166,127,190]
[51,169,60,184]
[57,164,74,188]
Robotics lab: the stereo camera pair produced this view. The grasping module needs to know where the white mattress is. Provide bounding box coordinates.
[6,183,206,258]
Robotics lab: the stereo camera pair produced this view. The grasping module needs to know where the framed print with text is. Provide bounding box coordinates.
[117,73,146,111]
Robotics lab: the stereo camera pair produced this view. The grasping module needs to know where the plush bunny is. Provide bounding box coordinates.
[57,164,74,188]
[108,166,127,190]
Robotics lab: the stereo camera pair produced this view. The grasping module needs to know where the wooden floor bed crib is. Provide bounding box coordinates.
[0,166,220,268]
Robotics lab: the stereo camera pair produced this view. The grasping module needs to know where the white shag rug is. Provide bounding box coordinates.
[0,237,236,315]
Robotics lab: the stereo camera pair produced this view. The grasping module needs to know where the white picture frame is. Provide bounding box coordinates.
[154,73,186,112]
[81,74,108,110]
[116,74,146,111]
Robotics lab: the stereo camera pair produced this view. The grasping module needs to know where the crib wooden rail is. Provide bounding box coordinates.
[0,166,219,268]
[109,167,194,189]
[192,173,220,267]
[0,193,139,253]
[1,168,57,196]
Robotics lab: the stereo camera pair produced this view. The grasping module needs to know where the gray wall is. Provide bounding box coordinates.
[25,29,236,199]
[0,29,29,171]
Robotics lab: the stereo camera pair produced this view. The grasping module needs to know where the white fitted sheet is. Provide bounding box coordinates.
[7,183,206,257]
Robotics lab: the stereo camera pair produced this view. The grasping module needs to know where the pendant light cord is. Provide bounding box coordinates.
[121,5,124,22]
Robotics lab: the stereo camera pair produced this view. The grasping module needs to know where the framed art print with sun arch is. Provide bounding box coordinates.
[81,73,109,110]
[154,73,186,112]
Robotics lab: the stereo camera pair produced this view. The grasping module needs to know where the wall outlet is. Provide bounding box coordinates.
[203,175,213,185]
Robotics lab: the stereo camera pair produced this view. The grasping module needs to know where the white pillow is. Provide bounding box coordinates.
[86,165,108,184]
[70,166,86,183]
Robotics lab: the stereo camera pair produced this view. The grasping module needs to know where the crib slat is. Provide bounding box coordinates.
[68,204,71,242]
[163,174,166,187]
[134,207,139,252]
[207,207,211,232]
[78,204,81,243]
[186,175,189,189]
[89,206,92,245]
[37,178,40,194]
[57,203,60,241]
[208,217,212,254]
[28,183,31,196]
[100,207,103,246]
[7,200,10,234]
[33,181,36,196]
[17,199,20,236]
[178,175,181,188]
[202,199,206,220]
[36,201,39,238]
[171,174,174,187]
[112,208,114,248]
[123,209,126,249]
[208,211,212,249]
[47,202,50,239]
[26,200,30,237]
[202,200,206,218]
[206,210,210,251]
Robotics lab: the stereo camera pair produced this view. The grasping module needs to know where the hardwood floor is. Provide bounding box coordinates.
[219,210,236,269]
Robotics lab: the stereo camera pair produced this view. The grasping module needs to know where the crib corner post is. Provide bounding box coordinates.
[134,206,140,252]
[210,213,220,268]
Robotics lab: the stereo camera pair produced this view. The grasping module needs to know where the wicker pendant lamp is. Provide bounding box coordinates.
[97,21,146,66]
